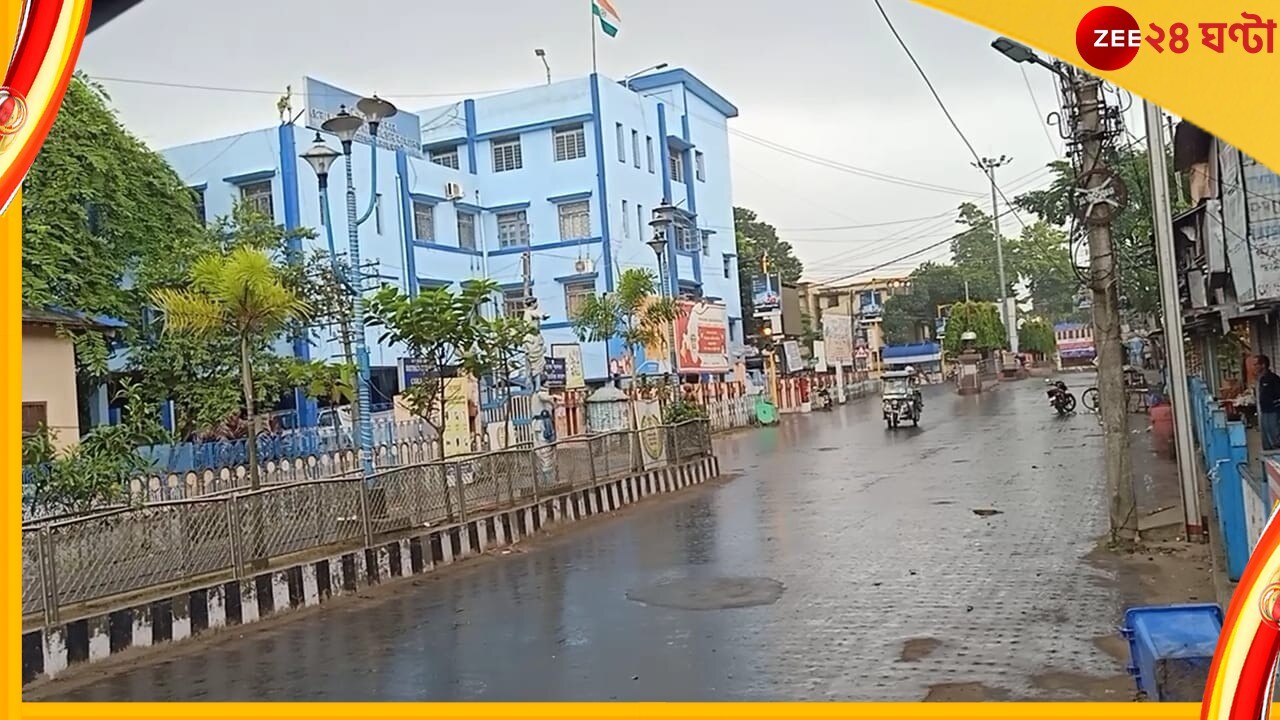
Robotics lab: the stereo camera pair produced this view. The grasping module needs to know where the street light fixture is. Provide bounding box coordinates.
[534,48,551,85]
[305,95,399,479]
[624,62,670,88]
[991,37,1068,78]
[647,203,681,385]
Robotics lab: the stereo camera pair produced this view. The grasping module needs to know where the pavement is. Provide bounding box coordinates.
[25,375,1212,702]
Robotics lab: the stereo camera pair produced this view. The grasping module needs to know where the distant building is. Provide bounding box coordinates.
[23,308,123,449]
[162,68,744,423]
[1054,321,1096,369]
[796,276,911,375]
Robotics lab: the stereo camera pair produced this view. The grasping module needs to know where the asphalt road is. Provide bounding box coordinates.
[31,377,1133,701]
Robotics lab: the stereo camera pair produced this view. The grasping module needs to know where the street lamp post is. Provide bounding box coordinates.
[647,202,680,387]
[623,62,669,89]
[301,98,398,478]
[973,154,1017,354]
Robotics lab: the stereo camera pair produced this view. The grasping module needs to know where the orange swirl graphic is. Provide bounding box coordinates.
[0,0,91,214]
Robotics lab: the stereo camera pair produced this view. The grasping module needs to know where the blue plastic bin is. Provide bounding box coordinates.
[1121,604,1224,701]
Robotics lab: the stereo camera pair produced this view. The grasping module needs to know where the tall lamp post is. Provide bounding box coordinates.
[300,97,398,478]
[647,202,680,387]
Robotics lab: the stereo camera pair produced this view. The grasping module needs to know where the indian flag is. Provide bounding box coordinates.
[592,0,621,37]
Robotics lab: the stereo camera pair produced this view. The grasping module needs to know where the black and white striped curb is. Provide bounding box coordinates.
[22,455,719,685]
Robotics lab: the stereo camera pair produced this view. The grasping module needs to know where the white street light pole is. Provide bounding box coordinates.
[1145,100,1204,540]
[974,155,1017,354]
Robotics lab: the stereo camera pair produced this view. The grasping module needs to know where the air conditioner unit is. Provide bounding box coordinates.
[444,181,464,200]
[574,257,595,274]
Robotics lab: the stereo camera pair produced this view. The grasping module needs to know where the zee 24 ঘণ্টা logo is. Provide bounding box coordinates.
[1075,5,1275,71]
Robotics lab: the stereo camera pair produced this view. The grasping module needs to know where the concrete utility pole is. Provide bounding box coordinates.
[974,155,1018,354]
[1074,71,1138,543]
[1145,100,1204,541]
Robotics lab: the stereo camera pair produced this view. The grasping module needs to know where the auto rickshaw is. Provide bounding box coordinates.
[881,369,921,428]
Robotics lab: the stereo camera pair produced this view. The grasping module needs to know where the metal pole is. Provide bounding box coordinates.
[979,157,1017,353]
[1145,100,1204,541]
[661,252,679,387]
[342,149,375,478]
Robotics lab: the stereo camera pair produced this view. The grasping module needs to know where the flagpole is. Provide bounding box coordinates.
[590,0,598,74]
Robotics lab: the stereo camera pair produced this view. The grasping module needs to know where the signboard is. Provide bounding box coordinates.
[440,377,473,457]
[675,299,730,374]
[782,340,803,374]
[543,357,567,388]
[821,314,854,366]
[1244,152,1280,299]
[303,76,423,157]
[635,398,667,470]
[812,340,828,372]
[398,357,458,388]
[751,275,781,313]
[551,343,585,389]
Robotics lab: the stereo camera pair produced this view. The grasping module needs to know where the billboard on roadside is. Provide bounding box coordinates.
[821,313,854,366]
[302,76,424,158]
[675,299,730,374]
[751,275,780,313]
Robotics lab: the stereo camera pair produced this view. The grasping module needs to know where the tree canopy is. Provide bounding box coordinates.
[942,301,1006,354]
[734,207,803,335]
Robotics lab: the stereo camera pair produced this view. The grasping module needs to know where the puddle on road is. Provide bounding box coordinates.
[899,637,941,662]
[626,577,785,611]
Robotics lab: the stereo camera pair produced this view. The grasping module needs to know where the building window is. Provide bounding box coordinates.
[430,146,460,169]
[374,193,383,234]
[189,187,206,225]
[503,288,526,317]
[722,255,732,279]
[676,224,698,253]
[553,124,586,162]
[492,137,522,173]
[827,296,840,308]
[669,152,685,183]
[695,151,706,181]
[413,200,434,242]
[631,130,640,168]
[457,212,476,250]
[701,230,712,257]
[558,201,591,241]
[22,402,47,437]
[646,136,655,173]
[637,204,645,241]
[621,200,630,238]
[615,123,626,163]
[564,279,595,318]
[497,210,529,247]
[240,180,274,219]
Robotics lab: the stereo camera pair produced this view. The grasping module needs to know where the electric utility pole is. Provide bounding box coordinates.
[1065,68,1137,543]
[974,155,1017,354]
[1145,100,1203,541]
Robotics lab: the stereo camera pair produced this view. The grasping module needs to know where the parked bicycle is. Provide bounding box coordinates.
[1081,386,1099,412]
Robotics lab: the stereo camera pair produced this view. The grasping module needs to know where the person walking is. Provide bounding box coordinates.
[1256,354,1280,449]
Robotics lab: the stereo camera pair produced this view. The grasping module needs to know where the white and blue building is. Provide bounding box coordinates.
[163,68,744,425]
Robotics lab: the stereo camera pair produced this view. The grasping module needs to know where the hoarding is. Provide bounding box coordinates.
[551,343,586,389]
[675,299,730,374]
[821,313,854,366]
[543,357,567,388]
[782,340,804,374]
[302,76,424,158]
[751,275,780,312]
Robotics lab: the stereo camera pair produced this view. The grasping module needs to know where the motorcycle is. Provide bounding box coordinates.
[814,387,833,411]
[1045,379,1076,415]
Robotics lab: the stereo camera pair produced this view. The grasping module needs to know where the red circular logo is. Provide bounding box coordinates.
[1076,5,1141,70]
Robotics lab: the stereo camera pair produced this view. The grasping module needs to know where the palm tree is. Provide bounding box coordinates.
[152,246,309,489]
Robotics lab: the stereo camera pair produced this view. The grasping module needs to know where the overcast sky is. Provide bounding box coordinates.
[78,0,1082,284]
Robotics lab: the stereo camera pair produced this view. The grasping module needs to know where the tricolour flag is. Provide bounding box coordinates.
[592,0,621,37]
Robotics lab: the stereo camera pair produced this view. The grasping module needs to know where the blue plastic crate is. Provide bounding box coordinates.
[1121,604,1223,701]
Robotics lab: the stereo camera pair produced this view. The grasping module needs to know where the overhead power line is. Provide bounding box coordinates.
[86,74,519,99]
[871,0,1030,232]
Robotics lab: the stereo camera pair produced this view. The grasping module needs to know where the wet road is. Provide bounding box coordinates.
[33,378,1127,701]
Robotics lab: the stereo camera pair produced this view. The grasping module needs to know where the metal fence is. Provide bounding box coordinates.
[21,420,713,625]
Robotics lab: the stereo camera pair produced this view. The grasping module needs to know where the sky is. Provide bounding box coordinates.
[77,0,1101,286]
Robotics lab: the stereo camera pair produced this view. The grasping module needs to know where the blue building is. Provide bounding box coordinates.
[163,68,744,421]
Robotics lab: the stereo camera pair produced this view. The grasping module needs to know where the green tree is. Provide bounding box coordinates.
[734,207,803,335]
[468,313,536,447]
[21,75,210,333]
[151,247,310,488]
[1011,221,1082,322]
[365,280,499,459]
[570,268,678,381]
[942,301,1006,355]
[882,263,994,345]
[1018,318,1059,357]
[1013,146,1187,319]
